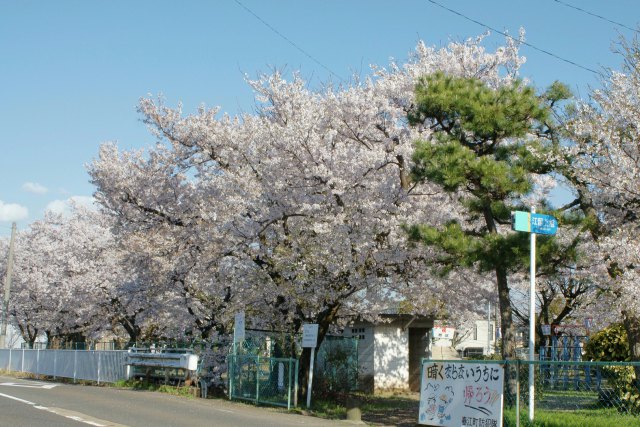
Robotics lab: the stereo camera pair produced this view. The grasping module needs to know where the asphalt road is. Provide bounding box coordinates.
[0,376,352,427]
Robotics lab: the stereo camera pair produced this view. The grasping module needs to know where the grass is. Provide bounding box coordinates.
[504,406,640,427]
[291,399,346,419]
[111,379,198,398]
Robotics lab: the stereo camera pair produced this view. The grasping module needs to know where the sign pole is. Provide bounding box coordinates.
[529,207,536,422]
[307,348,315,409]
[301,323,319,409]
[512,207,557,424]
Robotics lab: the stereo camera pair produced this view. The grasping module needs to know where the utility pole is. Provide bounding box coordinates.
[0,222,17,349]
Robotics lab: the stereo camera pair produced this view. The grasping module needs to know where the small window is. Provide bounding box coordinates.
[473,325,478,341]
[464,347,484,357]
[351,328,365,340]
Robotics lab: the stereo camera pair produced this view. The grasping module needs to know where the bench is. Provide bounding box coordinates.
[125,348,199,384]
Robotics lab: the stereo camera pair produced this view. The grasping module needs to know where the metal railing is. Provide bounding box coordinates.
[0,348,127,383]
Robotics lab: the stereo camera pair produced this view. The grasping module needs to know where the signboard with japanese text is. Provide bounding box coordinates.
[419,361,504,427]
[233,311,245,343]
[432,326,455,340]
[511,211,558,235]
[530,213,558,235]
[302,323,319,348]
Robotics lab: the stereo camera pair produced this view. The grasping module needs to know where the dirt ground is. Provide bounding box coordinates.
[358,392,421,427]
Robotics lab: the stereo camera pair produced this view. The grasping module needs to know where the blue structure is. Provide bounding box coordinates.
[539,335,589,388]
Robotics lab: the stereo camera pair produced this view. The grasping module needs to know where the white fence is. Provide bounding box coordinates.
[0,349,128,383]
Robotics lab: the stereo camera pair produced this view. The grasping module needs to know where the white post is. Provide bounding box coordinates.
[306,348,315,409]
[529,207,536,422]
[97,351,101,385]
[125,349,132,381]
[73,350,77,383]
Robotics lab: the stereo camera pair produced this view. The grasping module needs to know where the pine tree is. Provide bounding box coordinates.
[407,72,572,358]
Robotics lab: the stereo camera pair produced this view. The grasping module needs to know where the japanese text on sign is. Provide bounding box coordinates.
[419,362,504,427]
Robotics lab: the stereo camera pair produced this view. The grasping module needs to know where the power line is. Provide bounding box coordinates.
[551,0,639,34]
[425,0,599,75]
[233,0,345,82]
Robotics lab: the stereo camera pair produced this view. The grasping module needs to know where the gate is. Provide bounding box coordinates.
[227,354,298,409]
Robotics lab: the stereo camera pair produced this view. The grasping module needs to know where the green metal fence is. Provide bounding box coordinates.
[509,360,640,426]
[228,354,298,410]
[231,330,359,395]
[314,335,359,394]
[432,359,640,426]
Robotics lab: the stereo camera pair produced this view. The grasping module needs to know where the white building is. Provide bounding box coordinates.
[345,314,433,392]
[454,319,498,357]
[4,324,27,349]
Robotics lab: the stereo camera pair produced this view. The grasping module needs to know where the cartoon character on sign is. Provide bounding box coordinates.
[421,383,439,422]
[436,386,454,423]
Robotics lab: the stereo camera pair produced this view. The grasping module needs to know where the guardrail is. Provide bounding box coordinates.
[125,348,199,384]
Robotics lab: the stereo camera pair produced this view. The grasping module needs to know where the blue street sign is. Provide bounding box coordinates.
[511,211,558,235]
[512,211,531,232]
[530,213,558,235]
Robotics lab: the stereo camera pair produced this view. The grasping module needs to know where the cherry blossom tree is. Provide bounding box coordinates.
[88,33,529,364]
[9,208,145,346]
[563,35,640,361]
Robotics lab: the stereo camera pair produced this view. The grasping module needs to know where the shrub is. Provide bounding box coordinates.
[584,324,630,361]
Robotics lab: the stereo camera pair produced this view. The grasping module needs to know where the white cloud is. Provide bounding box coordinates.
[45,196,96,216]
[45,200,68,215]
[22,182,48,194]
[0,201,29,222]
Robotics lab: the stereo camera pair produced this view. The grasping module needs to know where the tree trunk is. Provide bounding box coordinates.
[119,315,142,344]
[622,311,640,386]
[483,204,516,360]
[297,302,341,403]
[496,264,516,359]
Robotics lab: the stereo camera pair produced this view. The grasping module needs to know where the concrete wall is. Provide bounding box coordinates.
[373,324,408,390]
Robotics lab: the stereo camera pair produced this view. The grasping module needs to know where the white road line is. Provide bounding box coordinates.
[0,392,35,405]
[0,391,124,426]
[0,382,58,389]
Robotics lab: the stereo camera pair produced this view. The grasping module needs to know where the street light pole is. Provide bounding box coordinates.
[0,222,17,349]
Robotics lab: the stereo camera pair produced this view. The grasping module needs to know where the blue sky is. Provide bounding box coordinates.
[1,0,638,235]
